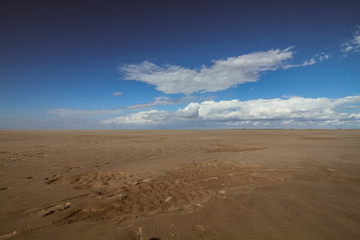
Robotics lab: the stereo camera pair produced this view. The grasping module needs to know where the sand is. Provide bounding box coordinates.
[0,129,359,240]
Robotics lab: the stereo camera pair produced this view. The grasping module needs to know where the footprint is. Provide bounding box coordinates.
[44,175,60,184]
[60,171,138,193]
[134,179,151,185]
[215,190,226,200]
[202,177,218,182]
[34,202,71,217]
[0,231,16,239]
[64,166,80,173]
[195,225,205,231]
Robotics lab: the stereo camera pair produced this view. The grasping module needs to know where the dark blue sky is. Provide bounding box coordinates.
[1,0,360,129]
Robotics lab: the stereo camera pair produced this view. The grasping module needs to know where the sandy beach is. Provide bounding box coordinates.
[0,130,359,240]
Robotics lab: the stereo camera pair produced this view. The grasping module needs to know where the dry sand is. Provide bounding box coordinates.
[0,130,359,240]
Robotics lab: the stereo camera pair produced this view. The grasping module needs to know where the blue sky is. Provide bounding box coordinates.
[1,0,360,129]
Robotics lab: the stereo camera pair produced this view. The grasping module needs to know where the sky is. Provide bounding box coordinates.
[1,0,360,129]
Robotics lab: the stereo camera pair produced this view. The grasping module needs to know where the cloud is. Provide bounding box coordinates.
[316,52,330,62]
[102,110,169,125]
[283,52,329,69]
[125,95,212,110]
[341,26,360,54]
[126,96,183,110]
[282,58,315,69]
[119,48,295,95]
[47,108,123,118]
[344,105,360,109]
[112,91,123,96]
[102,95,360,128]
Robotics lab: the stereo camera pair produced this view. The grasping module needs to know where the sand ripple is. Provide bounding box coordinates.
[47,161,283,225]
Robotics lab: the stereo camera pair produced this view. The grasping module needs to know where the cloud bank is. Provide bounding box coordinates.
[102,95,360,128]
[119,48,295,95]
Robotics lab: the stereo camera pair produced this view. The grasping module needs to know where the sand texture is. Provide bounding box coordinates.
[0,130,360,239]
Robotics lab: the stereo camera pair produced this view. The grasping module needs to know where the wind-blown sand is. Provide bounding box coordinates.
[0,130,359,240]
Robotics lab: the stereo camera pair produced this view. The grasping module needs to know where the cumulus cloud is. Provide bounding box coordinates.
[102,96,360,128]
[112,91,123,96]
[341,26,360,54]
[119,48,295,95]
[48,108,123,118]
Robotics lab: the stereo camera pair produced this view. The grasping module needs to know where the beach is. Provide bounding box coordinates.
[0,130,359,239]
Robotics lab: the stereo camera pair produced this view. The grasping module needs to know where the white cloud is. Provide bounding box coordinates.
[126,96,188,110]
[318,53,329,62]
[345,105,360,109]
[119,48,295,95]
[341,26,360,54]
[125,95,212,110]
[112,91,123,96]
[48,108,123,118]
[102,95,360,128]
[283,52,329,69]
[102,110,169,125]
[349,113,360,119]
